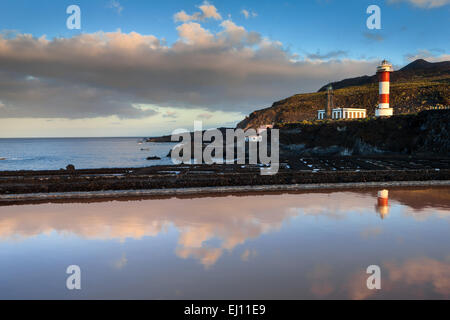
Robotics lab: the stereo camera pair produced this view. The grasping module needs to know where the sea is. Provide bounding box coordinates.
[0,138,178,171]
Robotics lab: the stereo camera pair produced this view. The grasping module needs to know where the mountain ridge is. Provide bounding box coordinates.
[317,59,450,92]
[237,59,450,130]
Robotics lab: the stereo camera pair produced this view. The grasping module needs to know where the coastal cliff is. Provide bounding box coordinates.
[278,109,450,157]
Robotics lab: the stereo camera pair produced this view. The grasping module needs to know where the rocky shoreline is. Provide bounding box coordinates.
[1,180,449,205]
[0,155,449,198]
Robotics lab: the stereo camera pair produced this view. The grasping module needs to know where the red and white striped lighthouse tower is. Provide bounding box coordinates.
[375,60,394,117]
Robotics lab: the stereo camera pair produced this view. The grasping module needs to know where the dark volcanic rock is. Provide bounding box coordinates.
[147,127,233,143]
[279,110,450,157]
[0,163,448,196]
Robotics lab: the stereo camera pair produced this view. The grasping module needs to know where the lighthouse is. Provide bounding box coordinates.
[375,60,394,117]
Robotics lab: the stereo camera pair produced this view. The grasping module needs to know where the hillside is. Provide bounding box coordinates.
[237,59,450,130]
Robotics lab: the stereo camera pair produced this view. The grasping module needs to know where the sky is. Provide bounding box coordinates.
[0,0,448,137]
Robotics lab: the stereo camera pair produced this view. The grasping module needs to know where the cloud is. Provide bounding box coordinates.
[218,19,261,46]
[0,190,448,270]
[241,9,257,19]
[0,5,379,120]
[363,32,385,42]
[0,192,381,267]
[404,49,450,62]
[163,110,178,118]
[306,50,348,60]
[173,11,194,22]
[198,1,222,20]
[197,113,213,119]
[384,257,450,296]
[346,256,450,299]
[108,0,123,14]
[388,0,450,8]
[174,1,222,22]
[307,264,335,297]
[176,22,215,45]
[0,69,158,119]
[0,191,390,242]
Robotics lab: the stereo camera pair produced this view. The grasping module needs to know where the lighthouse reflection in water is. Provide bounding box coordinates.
[0,187,449,299]
[376,189,390,219]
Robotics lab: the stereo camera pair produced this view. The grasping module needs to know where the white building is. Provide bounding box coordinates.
[246,124,273,142]
[317,108,367,120]
[247,135,263,142]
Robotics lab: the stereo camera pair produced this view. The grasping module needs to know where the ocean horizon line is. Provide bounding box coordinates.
[0,136,153,139]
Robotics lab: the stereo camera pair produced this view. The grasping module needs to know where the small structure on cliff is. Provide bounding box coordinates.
[246,124,274,142]
[317,85,366,120]
[318,107,367,120]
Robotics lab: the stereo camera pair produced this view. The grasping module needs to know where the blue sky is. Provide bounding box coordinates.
[0,0,448,137]
[1,0,448,65]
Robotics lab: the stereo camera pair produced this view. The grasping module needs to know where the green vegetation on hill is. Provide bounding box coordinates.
[237,59,450,130]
